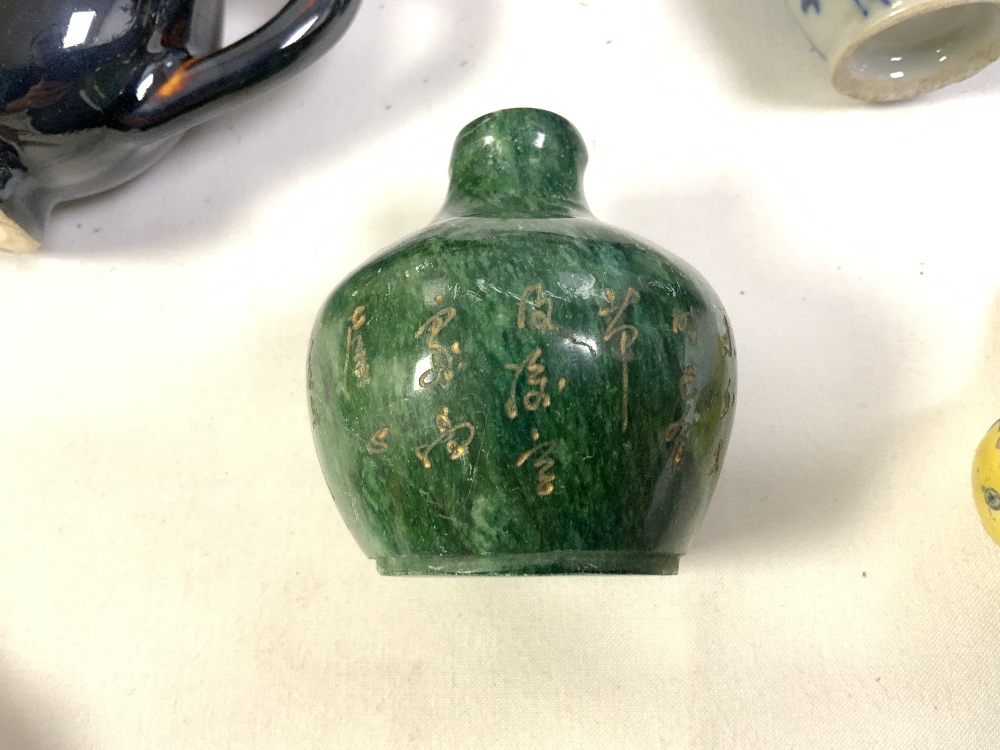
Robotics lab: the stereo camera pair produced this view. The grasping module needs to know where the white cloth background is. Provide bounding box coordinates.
[2,0,999,747]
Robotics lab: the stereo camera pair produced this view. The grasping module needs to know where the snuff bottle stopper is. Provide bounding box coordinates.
[308,108,737,575]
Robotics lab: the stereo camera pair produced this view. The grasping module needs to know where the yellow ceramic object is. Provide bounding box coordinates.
[972,420,1000,547]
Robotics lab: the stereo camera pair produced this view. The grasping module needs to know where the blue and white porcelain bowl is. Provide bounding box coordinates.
[787,0,1000,101]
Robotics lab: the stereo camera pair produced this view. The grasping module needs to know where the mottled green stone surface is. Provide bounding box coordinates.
[309,109,736,575]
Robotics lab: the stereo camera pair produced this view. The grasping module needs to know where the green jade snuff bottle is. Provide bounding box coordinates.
[308,108,737,575]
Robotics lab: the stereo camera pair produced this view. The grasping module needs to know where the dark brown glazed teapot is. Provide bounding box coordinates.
[0,0,361,252]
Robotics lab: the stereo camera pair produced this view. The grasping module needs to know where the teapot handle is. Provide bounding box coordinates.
[114,0,362,132]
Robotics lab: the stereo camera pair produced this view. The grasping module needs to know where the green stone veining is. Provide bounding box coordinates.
[309,108,737,575]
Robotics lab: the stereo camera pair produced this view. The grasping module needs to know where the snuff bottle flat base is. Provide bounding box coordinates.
[376,551,680,576]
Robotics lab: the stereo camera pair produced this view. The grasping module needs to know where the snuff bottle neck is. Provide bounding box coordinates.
[438,108,591,220]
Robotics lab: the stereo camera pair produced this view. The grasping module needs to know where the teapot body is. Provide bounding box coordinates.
[785,0,1000,101]
[0,0,362,252]
[0,0,222,248]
